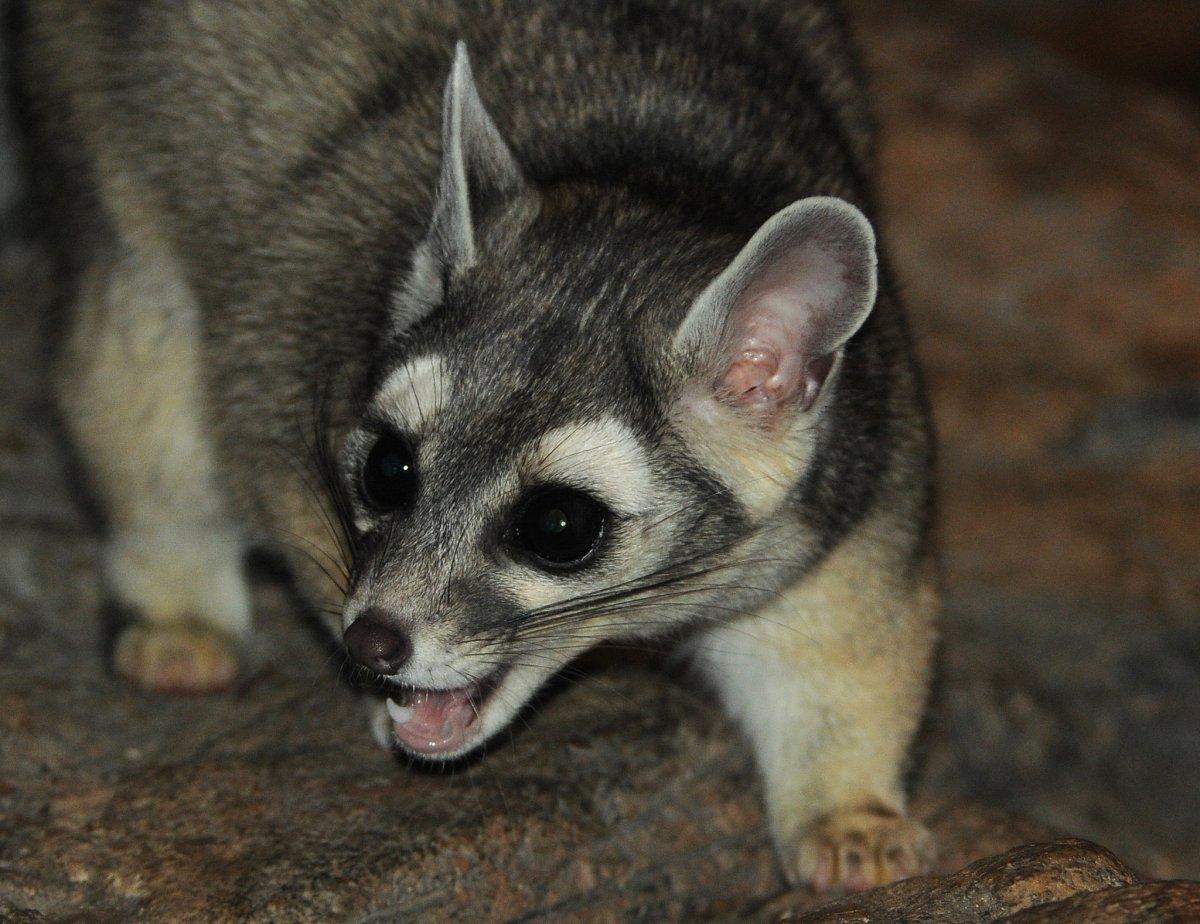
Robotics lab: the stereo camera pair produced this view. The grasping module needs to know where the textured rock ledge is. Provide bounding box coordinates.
[769,839,1200,922]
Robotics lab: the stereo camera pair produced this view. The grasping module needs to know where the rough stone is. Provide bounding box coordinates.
[771,839,1139,922]
[1003,881,1200,922]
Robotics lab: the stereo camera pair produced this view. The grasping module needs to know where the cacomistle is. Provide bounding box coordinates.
[13,0,938,890]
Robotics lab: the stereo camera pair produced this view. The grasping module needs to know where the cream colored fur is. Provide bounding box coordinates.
[693,509,938,882]
[55,248,252,642]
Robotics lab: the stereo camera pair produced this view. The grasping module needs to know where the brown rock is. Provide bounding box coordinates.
[850,0,1200,617]
[773,839,1139,923]
[1003,881,1200,922]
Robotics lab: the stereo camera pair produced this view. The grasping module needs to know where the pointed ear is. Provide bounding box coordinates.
[673,197,877,424]
[429,41,526,271]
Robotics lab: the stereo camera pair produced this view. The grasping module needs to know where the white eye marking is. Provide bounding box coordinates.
[489,418,660,613]
[374,355,448,432]
[530,418,657,517]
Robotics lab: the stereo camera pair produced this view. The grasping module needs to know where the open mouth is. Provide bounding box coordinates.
[384,670,505,757]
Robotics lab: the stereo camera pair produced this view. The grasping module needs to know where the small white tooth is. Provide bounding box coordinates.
[368,703,392,750]
[386,697,415,724]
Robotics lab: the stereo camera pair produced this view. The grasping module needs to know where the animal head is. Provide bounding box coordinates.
[336,45,878,759]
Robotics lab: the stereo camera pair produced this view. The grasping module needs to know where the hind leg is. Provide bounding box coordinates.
[56,248,251,693]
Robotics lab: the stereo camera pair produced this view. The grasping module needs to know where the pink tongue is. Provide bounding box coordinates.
[393,688,477,755]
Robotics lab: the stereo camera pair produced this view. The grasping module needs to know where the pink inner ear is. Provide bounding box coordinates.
[715,278,811,412]
[716,239,848,419]
[721,311,805,410]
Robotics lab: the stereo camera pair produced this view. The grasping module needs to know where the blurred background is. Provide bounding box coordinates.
[0,0,1197,918]
[967,0,1200,97]
[859,0,1200,879]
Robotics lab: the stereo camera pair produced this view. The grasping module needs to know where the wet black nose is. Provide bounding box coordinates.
[343,612,411,675]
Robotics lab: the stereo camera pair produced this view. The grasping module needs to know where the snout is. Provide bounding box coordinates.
[341,608,572,762]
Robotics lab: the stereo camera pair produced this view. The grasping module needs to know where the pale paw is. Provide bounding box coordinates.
[113,623,239,694]
[793,806,935,893]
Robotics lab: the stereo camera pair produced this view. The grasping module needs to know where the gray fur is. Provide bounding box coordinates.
[12,0,937,886]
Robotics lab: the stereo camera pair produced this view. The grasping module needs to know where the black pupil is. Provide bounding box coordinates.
[516,488,606,568]
[361,433,417,511]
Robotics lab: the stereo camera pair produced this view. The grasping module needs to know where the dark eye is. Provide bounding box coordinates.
[360,432,418,512]
[512,487,607,570]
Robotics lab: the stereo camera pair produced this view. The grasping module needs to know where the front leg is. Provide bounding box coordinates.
[57,250,251,694]
[693,537,938,892]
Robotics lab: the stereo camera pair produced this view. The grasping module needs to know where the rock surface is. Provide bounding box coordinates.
[1,0,1198,919]
[770,838,1200,922]
[772,839,1139,921]
[1003,881,1200,923]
